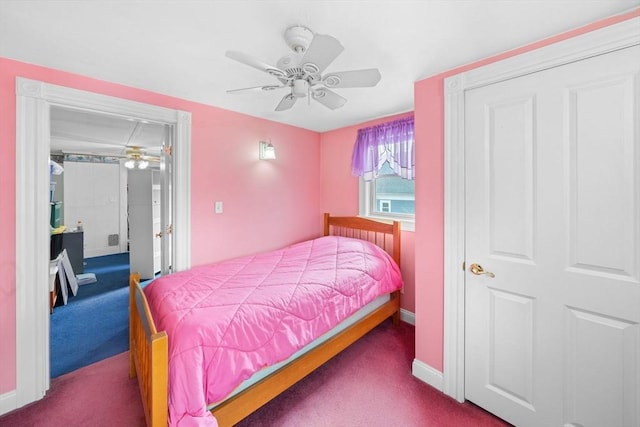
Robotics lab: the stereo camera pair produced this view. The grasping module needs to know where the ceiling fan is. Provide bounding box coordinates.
[225,26,381,111]
[123,146,160,170]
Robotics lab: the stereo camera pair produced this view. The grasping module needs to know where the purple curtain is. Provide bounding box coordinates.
[351,116,415,181]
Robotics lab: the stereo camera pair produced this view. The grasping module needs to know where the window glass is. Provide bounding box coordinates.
[372,161,415,215]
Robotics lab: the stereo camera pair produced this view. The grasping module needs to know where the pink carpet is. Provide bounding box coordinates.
[0,321,510,427]
[0,352,145,427]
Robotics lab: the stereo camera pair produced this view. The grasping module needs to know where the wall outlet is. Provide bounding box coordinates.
[215,201,223,214]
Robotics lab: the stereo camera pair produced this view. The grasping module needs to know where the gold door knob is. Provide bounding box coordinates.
[469,263,495,278]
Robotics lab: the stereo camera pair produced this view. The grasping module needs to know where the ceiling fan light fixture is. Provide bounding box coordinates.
[124,158,150,170]
[292,79,308,97]
[124,147,153,169]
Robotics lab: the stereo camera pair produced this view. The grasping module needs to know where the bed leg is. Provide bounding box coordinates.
[391,290,401,326]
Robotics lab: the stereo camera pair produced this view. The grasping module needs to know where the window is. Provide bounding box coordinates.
[379,200,391,213]
[352,117,415,230]
[373,162,415,215]
[360,161,415,229]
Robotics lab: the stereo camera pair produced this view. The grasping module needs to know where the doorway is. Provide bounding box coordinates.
[48,106,171,376]
[442,16,639,427]
[14,78,191,410]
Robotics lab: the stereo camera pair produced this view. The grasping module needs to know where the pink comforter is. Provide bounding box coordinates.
[143,235,403,426]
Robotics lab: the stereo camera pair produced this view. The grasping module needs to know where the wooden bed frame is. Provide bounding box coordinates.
[129,213,401,426]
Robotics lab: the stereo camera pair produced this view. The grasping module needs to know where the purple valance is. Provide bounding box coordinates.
[351,116,415,181]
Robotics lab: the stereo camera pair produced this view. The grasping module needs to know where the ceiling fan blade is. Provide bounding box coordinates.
[227,85,286,94]
[275,94,297,111]
[312,88,347,110]
[322,69,381,88]
[225,51,287,79]
[300,34,344,74]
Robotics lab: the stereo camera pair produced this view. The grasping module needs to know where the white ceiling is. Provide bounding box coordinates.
[2,0,638,136]
[49,107,166,156]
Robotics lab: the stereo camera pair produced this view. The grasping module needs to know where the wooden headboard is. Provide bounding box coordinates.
[323,213,401,268]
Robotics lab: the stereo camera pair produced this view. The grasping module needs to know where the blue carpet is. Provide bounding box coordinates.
[71,252,130,301]
[50,252,131,378]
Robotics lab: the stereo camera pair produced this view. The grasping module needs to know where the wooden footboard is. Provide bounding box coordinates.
[129,273,168,427]
[130,213,402,426]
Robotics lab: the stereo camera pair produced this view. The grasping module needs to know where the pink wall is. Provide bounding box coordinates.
[413,8,640,372]
[319,112,416,312]
[0,61,18,394]
[189,109,321,265]
[0,58,321,394]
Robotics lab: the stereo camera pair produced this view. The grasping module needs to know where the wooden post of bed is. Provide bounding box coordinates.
[129,273,169,427]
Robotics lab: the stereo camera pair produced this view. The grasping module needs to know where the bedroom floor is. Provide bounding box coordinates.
[1,320,510,427]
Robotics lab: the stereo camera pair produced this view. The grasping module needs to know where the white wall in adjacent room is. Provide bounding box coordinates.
[63,161,128,258]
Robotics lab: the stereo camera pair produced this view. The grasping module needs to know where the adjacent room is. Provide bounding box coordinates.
[48,107,171,377]
[1,1,638,426]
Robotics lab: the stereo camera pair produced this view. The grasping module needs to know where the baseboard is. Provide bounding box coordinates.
[0,389,17,416]
[400,308,415,325]
[412,359,443,392]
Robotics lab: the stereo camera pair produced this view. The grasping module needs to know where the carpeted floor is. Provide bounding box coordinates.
[50,252,131,378]
[2,320,511,427]
[67,252,130,302]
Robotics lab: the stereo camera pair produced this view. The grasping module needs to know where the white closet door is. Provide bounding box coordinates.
[128,169,162,280]
[464,45,640,427]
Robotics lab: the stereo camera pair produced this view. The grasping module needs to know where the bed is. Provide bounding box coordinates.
[129,213,402,426]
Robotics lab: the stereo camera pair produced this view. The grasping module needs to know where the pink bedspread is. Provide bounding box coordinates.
[143,235,402,426]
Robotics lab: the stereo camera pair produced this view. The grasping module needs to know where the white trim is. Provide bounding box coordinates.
[461,16,640,90]
[412,359,443,392]
[119,160,129,253]
[11,77,191,414]
[442,16,640,403]
[0,390,17,415]
[443,74,467,402]
[173,111,192,272]
[400,308,415,325]
[15,83,51,407]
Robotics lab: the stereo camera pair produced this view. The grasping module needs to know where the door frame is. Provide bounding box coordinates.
[442,17,640,402]
[13,78,191,410]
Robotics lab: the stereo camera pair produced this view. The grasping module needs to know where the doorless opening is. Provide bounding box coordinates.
[13,77,191,412]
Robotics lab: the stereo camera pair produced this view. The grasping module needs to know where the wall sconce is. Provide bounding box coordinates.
[259,140,276,160]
